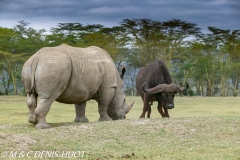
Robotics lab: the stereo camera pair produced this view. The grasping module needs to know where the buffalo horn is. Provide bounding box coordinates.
[177,82,189,93]
[142,82,165,94]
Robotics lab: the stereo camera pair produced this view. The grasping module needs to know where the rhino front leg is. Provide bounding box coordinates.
[34,98,54,129]
[74,102,89,122]
[27,93,37,124]
[98,88,114,121]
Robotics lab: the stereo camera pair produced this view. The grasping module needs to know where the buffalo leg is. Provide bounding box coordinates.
[27,93,37,124]
[147,105,152,118]
[140,94,149,118]
[74,102,89,122]
[34,98,54,129]
[163,108,170,117]
[98,88,114,121]
[157,103,166,118]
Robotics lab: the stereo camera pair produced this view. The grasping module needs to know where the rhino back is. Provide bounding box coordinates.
[55,45,118,103]
[22,44,118,104]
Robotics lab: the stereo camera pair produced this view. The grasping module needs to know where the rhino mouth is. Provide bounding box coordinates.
[110,116,126,120]
[111,117,118,120]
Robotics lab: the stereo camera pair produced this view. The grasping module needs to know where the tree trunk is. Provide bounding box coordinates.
[131,76,135,96]
[198,79,204,96]
[1,70,11,95]
[233,76,239,97]
[206,80,212,96]
[10,71,18,95]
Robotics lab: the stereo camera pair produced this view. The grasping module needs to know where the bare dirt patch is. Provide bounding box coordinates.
[0,133,36,151]
[0,124,12,129]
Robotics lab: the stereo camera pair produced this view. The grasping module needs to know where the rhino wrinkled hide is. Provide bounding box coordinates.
[21,44,134,129]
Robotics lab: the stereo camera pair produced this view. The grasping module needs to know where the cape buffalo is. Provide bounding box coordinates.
[21,44,134,128]
[136,60,188,118]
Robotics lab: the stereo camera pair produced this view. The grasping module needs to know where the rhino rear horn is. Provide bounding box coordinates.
[177,82,189,93]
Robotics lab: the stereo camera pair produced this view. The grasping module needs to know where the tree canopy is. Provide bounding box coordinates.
[0,19,239,96]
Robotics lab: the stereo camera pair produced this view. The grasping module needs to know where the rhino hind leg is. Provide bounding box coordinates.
[27,93,37,124]
[74,102,89,123]
[34,98,54,129]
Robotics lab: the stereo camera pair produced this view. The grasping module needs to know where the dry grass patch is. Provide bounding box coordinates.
[0,117,240,159]
[0,96,240,159]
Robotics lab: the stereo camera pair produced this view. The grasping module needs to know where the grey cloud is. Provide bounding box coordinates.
[0,0,239,32]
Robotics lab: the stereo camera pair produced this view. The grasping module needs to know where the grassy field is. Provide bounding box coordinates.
[0,96,240,159]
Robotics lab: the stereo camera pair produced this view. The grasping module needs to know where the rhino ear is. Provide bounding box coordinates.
[120,66,126,79]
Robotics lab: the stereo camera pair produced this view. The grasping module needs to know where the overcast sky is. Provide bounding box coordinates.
[0,0,239,33]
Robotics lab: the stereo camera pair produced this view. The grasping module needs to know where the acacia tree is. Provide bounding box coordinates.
[49,23,130,66]
[0,28,14,94]
[47,23,103,46]
[207,27,232,96]
[0,21,46,94]
[11,21,46,55]
[183,34,222,96]
[224,30,240,96]
[121,19,200,68]
[0,50,26,94]
[178,27,240,96]
[4,21,46,56]
[1,20,239,96]
[98,26,130,67]
[160,19,200,68]
[0,53,11,95]
[199,27,240,96]
[177,41,207,96]
[120,19,163,66]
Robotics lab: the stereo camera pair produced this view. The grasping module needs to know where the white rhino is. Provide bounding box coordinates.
[21,44,134,129]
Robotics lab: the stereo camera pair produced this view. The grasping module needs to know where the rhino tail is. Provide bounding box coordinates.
[30,57,39,94]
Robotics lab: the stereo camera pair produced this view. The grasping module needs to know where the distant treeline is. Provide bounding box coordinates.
[0,19,239,96]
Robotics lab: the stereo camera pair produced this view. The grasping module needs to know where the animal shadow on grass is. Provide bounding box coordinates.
[28,122,83,129]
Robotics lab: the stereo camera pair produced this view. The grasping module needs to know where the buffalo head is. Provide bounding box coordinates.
[142,82,189,109]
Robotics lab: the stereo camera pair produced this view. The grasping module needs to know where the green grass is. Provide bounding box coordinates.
[0,96,240,159]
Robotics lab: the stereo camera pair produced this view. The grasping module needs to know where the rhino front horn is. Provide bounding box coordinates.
[125,100,134,114]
